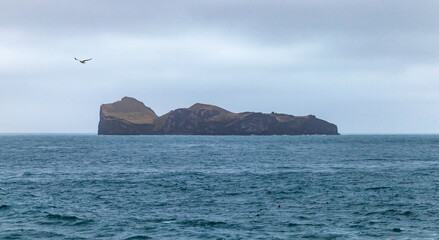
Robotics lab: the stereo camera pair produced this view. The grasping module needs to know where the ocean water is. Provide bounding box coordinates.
[1,135,439,239]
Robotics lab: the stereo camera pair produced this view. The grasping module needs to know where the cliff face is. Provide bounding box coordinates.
[98,97,339,135]
[98,97,157,135]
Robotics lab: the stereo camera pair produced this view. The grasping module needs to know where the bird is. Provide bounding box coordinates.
[75,57,92,64]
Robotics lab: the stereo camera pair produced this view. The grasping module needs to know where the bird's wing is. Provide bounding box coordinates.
[84,58,92,61]
[75,58,79,61]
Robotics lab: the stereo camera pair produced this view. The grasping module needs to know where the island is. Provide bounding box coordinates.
[98,97,339,135]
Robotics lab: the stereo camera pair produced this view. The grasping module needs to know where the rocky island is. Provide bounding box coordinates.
[98,97,339,135]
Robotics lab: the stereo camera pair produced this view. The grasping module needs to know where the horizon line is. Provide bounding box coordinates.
[1,133,439,136]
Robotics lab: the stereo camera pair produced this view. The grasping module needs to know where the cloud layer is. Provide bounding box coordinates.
[1,1,438,133]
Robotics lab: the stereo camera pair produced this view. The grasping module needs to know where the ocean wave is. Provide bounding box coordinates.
[365,209,414,217]
[35,146,75,150]
[124,235,152,240]
[0,204,11,210]
[46,213,79,221]
[72,219,95,226]
[21,172,33,177]
[178,219,231,228]
[39,214,94,227]
[1,229,65,239]
[365,186,391,191]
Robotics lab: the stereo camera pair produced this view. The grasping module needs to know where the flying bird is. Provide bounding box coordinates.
[75,57,92,64]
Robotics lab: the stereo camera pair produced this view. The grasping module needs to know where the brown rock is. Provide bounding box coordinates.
[98,97,339,135]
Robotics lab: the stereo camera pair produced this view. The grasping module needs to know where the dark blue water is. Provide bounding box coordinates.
[1,135,439,239]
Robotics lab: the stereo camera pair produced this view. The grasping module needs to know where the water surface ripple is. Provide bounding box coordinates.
[1,135,438,239]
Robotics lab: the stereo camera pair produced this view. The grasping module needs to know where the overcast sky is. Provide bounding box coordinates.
[1,0,438,133]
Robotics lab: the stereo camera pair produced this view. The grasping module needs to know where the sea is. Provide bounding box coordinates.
[1,135,438,239]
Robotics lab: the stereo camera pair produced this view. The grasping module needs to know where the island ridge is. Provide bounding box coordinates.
[98,97,339,135]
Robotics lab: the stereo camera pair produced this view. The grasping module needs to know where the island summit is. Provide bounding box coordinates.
[98,97,339,135]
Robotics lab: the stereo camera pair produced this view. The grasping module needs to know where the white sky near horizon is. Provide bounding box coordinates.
[1,0,438,134]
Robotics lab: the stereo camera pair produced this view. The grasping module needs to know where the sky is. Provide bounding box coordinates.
[1,0,438,134]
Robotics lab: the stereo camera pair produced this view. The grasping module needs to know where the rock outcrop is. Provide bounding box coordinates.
[98,97,339,135]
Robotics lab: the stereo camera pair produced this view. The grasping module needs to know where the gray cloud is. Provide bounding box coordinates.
[1,0,439,133]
